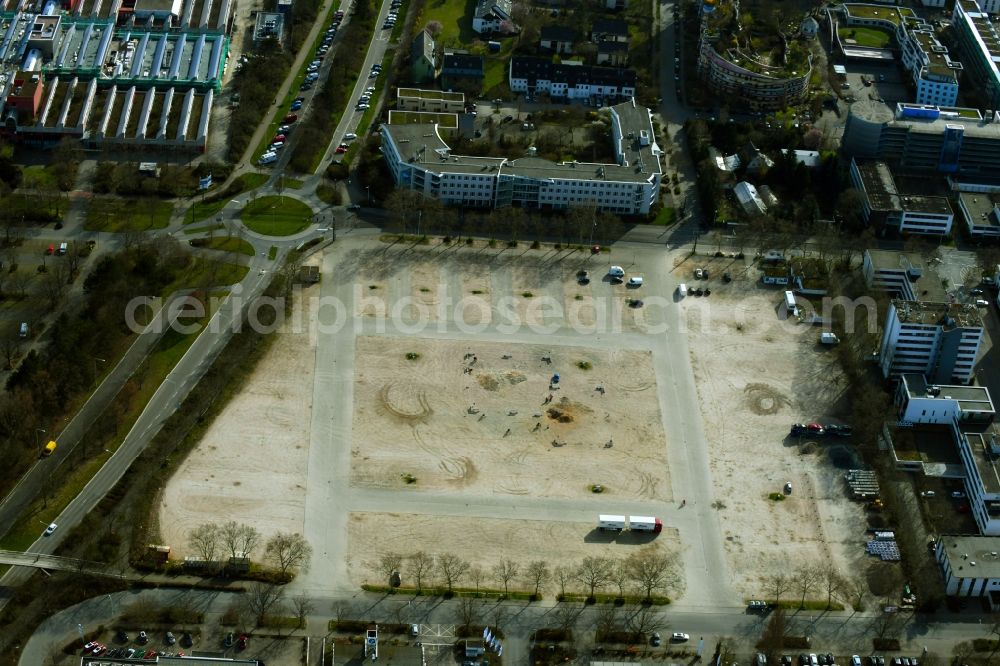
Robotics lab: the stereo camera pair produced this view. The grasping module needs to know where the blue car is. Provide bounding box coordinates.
[290,101,302,111]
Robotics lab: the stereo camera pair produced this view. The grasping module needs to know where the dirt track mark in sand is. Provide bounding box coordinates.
[378,382,433,421]
[439,456,477,485]
[743,383,791,416]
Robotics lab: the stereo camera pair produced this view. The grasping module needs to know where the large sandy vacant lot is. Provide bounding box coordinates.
[681,256,868,598]
[157,279,319,557]
[348,512,681,596]
[351,335,669,500]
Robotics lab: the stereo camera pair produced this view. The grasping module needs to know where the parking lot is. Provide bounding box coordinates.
[839,60,910,106]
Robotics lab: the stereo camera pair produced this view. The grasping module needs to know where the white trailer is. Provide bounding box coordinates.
[628,515,663,533]
[598,514,626,531]
[784,290,798,316]
[820,332,840,345]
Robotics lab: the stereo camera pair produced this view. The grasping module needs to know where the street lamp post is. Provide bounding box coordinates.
[92,357,107,387]
[35,428,46,459]
[366,186,371,205]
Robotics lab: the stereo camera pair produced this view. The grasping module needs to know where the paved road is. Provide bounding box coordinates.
[314,0,397,175]
[0,244,283,605]
[0,295,179,539]
[16,587,994,666]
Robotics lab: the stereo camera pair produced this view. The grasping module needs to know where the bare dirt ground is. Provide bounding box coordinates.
[347,512,680,595]
[157,275,320,558]
[678,255,869,599]
[350,335,669,501]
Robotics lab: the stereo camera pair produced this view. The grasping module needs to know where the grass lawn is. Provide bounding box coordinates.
[281,177,305,189]
[0,306,212,555]
[199,237,256,256]
[316,181,341,205]
[164,257,249,293]
[651,206,676,226]
[184,223,225,235]
[84,197,175,232]
[268,245,278,260]
[186,173,270,224]
[21,165,58,190]
[839,26,891,48]
[241,196,313,236]
[419,0,476,47]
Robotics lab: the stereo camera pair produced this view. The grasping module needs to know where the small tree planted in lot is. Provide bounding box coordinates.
[264,532,313,578]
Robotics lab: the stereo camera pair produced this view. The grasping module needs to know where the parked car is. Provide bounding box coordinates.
[608,265,625,278]
[335,145,347,153]
[166,632,176,645]
[224,632,234,648]
[237,634,249,650]
[282,113,298,123]
[650,632,661,646]
[290,100,302,111]
[627,276,644,287]
[344,132,357,140]
[671,633,690,642]
[138,631,148,644]
[694,267,703,279]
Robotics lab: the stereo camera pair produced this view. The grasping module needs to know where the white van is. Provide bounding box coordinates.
[608,265,625,278]
[627,276,643,287]
[677,283,687,297]
[18,322,28,338]
[57,242,67,255]
[258,151,278,165]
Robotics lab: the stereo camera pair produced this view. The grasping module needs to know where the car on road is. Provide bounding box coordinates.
[44,522,57,535]
[344,132,357,140]
[670,633,689,642]
[356,103,369,111]
[272,134,286,144]
[282,113,298,123]
[290,100,302,111]
[279,124,293,134]
[335,145,347,153]
[300,81,313,91]
[347,204,361,211]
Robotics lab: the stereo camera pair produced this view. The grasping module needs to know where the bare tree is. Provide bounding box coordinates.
[187,523,220,563]
[609,560,630,599]
[244,582,284,626]
[410,551,436,592]
[872,605,903,639]
[595,604,618,636]
[493,558,519,597]
[625,605,664,637]
[437,553,470,594]
[554,565,573,598]
[468,565,485,596]
[821,564,845,610]
[0,337,20,370]
[793,565,820,609]
[524,560,550,599]
[378,552,403,585]
[455,597,481,630]
[758,606,788,663]
[845,575,869,613]
[625,547,677,600]
[553,602,585,633]
[264,532,313,577]
[767,570,790,607]
[576,556,613,599]
[291,595,313,628]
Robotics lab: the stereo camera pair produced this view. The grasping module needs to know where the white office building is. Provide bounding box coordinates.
[879,300,983,384]
[898,21,962,107]
[862,249,928,301]
[850,159,954,235]
[380,99,662,214]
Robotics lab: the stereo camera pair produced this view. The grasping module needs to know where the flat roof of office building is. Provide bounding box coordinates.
[959,191,1000,228]
[384,99,661,184]
[891,299,983,329]
[397,88,464,102]
[854,161,952,215]
[902,373,995,413]
[939,535,1000,579]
